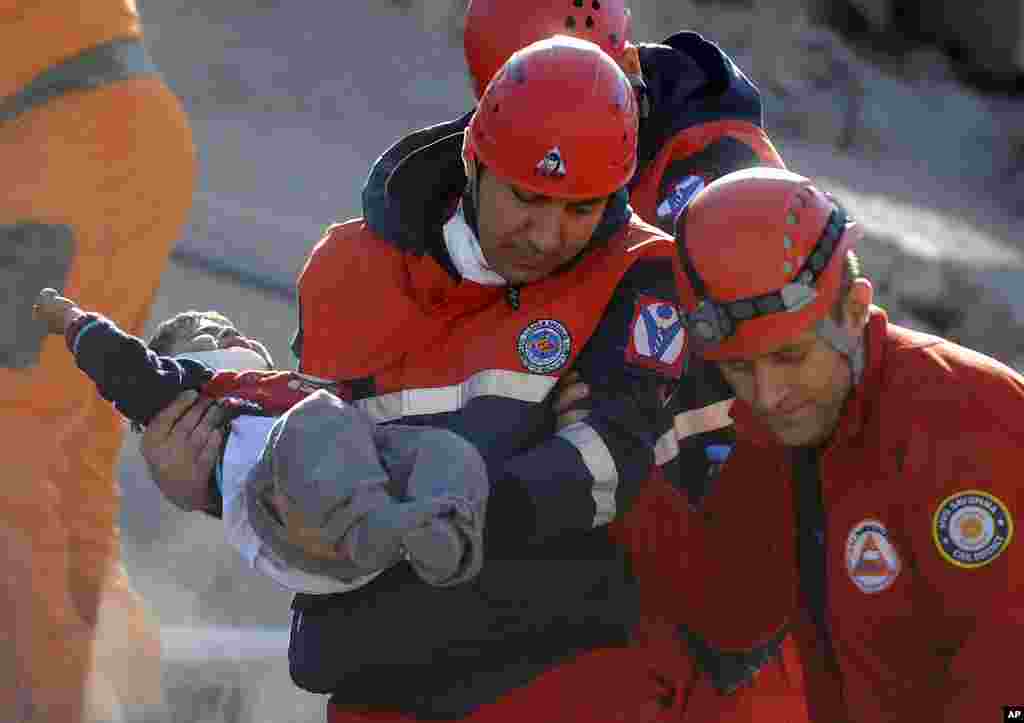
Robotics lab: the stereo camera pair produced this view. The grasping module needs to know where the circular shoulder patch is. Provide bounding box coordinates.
[845,519,902,594]
[933,489,1014,569]
[517,319,571,374]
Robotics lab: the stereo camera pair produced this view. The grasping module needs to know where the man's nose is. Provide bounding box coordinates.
[752,362,790,413]
[525,204,564,256]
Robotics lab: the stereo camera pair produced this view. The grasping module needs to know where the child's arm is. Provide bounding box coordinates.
[33,288,216,426]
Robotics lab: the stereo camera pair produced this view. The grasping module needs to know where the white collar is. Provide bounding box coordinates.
[442,203,506,286]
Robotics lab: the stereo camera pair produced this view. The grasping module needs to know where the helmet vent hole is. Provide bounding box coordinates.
[593,0,601,8]
[565,15,576,29]
[609,32,618,45]
[586,15,595,28]
[492,103,500,112]
[573,0,584,7]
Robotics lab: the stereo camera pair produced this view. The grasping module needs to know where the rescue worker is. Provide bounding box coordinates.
[669,166,1024,722]
[463,0,783,233]
[143,37,689,721]
[465,2,810,718]
[1,0,196,720]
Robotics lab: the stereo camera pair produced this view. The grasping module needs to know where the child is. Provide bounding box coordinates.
[33,288,488,592]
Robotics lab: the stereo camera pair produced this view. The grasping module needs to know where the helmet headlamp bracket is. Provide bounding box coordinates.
[675,204,848,350]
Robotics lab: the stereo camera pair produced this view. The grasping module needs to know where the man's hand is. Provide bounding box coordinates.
[551,370,592,430]
[32,288,82,335]
[140,390,229,512]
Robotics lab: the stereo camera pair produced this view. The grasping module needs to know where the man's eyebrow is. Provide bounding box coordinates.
[511,185,602,206]
[775,341,813,354]
[511,185,545,200]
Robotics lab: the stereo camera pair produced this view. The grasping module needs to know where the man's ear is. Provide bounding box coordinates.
[843,278,874,335]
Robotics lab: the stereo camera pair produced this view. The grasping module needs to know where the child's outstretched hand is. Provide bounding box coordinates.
[33,288,80,335]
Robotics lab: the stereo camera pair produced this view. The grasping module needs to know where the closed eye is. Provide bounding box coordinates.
[512,188,543,205]
[720,359,754,376]
[773,352,807,365]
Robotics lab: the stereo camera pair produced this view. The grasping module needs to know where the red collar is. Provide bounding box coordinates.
[405,252,503,316]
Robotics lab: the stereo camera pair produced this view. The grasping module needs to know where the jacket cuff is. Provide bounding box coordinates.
[64,312,103,356]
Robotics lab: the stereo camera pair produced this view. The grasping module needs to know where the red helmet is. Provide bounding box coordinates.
[464,0,632,99]
[464,35,638,200]
[674,168,864,360]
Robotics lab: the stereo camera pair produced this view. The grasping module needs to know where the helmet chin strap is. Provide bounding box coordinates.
[815,317,865,385]
[461,156,483,238]
[464,156,479,201]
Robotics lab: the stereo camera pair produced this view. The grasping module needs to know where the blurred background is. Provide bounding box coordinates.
[114,1,1024,720]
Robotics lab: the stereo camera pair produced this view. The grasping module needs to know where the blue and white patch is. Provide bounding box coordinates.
[933,489,1013,569]
[517,319,571,374]
[654,139,762,234]
[536,146,567,178]
[625,296,686,377]
[656,175,704,224]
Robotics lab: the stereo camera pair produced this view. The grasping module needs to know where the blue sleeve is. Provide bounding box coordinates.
[492,258,683,544]
[71,315,215,426]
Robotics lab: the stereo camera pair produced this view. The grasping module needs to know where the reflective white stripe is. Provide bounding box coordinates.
[557,422,619,527]
[356,369,558,423]
[675,398,734,438]
[654,430,680,467]
[654,398,735,466]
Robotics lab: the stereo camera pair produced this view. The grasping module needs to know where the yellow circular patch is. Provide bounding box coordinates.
[932,489,1014,568]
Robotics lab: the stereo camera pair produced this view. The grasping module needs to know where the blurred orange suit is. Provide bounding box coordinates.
[0,1,195,720]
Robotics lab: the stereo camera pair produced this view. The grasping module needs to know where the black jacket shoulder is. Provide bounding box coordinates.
[636,31,765,170]
[361,112,473,255]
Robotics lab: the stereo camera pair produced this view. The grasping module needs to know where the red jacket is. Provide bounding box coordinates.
[606,32,804,722]
[657,308,1023,722]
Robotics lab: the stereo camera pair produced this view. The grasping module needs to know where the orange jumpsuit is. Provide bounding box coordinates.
[0,1,195,720]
